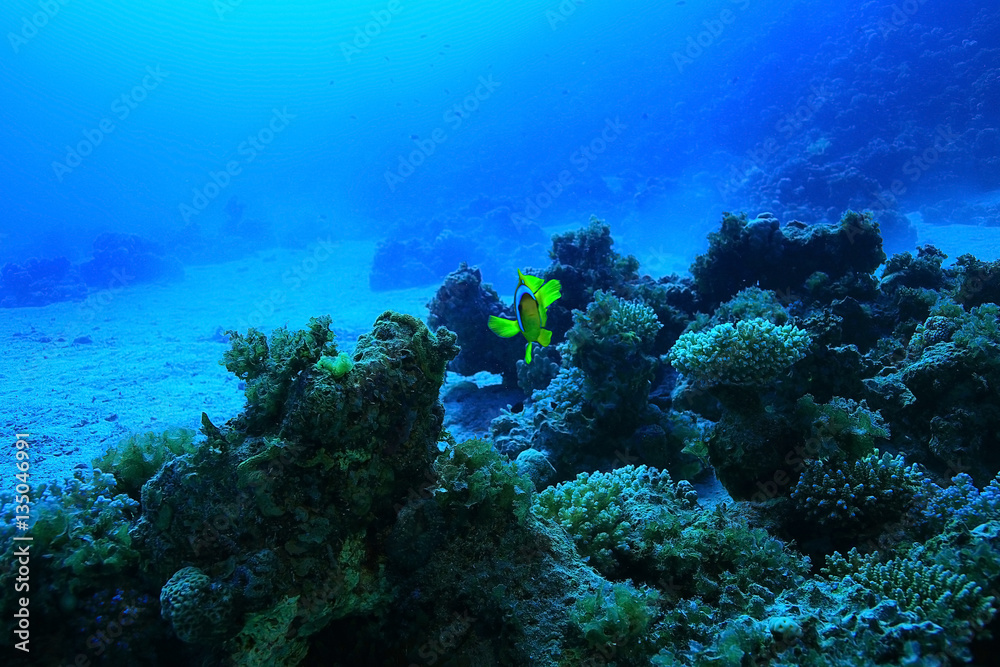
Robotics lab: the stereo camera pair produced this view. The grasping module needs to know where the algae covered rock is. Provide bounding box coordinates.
[132,311,460,661]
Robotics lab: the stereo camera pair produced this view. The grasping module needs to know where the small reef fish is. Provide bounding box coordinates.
[488,269,562,364]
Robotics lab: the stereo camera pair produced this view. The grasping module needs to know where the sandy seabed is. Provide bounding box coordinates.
[0,240,440,492]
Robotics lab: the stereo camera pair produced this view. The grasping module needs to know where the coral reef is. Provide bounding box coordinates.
[369,203,549,291]
[93,427,198,500]
[669,318,811,386]
[0,256,86,307]
[691,210,886,309]
[7,211,1000,666]
[79,232,184,287]
[426,262,519,384]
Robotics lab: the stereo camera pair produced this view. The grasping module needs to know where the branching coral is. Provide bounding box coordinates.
[533,466,676,573]
[668,318,811,386]
[790,449,920,535]
[824,549,995,659]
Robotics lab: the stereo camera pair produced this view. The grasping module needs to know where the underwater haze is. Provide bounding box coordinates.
[3,0,1000,665]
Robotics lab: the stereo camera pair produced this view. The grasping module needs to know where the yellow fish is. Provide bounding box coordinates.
[488,269,562,364]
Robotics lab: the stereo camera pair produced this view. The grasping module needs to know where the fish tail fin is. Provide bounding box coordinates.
[534,279,562,309]
[488,315,521,338]
[537,328,552,347]
[524,341,533,364]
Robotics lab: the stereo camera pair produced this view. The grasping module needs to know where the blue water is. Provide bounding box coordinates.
[3,1,1000,664]
[5,0,994,282]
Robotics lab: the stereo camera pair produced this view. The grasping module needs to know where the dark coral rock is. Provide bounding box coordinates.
[542,216,640,336]
[0,256,86,307]
[79,232,183,288]
[950,254,1000,308]
[132,312,460,656]
[880,245,949,292]
[691,210,886,309]
[427,262,518,384]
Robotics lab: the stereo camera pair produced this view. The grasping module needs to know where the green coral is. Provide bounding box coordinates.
[951,302,1000,363]
[565,290,662,358]
[534,466,674,572]
[222,315,336,431]
[225,596,308,667]
[434,438,534,523]
[160,566,238,644]
[668,318,811,386]
[315,351,354,378]
[569,581,661,663]
[10,469,138,581]
[93,427,198,499]
[795,395,891,460]
[710,287,790,326]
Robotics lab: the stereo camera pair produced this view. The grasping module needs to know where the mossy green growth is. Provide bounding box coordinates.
[570,582,661,662]
[316,351,354,378]
[93,427,198,499]
[434,438,534,523]
[795,395,890,460]
[952,302,1000,364]
[0,467,139,630]
[222,315,336,431]
[711,287,790,326]
[225,596,308,667]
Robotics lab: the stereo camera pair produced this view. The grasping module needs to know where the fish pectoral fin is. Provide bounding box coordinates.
[534,279,562,309]
[537,328,552,347]
[488,316,521,338]
[525,341,533,364]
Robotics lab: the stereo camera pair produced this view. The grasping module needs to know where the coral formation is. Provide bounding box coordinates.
[94,427,198,500]
[7,211,1000,666]
[668,318,812,386]
[427,262,519,384]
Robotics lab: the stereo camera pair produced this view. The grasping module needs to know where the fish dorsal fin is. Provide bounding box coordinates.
[518,269,545,293]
